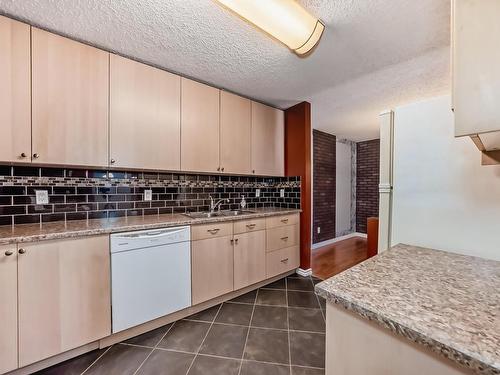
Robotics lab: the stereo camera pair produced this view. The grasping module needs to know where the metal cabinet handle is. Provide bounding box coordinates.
[235,238,239,244]
[207,228,220,235]
[252,170,255,174]
[20,153,27,158]
[221,167,225,172]
[246,224,256,229]
[110,158,116,164]
[280,258,289,263]
[32,153,40,159]
[281,218,289,223]
[217,167,221,172]
[281,236,289,241]
[4,250,14,256]
[18,248,26,254]
[230,239,234,244]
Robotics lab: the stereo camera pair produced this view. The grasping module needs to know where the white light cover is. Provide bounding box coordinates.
[215,0,324,55]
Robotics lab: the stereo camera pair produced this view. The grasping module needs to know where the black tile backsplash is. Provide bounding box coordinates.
[0,166,301,226]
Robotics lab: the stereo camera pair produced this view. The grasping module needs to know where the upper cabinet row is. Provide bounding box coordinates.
[0,16,284,176]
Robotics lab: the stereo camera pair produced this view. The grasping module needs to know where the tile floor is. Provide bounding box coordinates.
[35,275,326,375]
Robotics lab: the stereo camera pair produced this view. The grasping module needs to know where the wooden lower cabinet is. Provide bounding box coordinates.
[266,246,300,278]
[191,235,234,305]
[234,231,266,290]
[0,244,18,374]
[17,236,111,367]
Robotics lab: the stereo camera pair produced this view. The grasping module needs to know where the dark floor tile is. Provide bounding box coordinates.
[199,323,248,358]
[289,331,325,368]
[256,289,287,306]
[85,344,151,375]
[185,304,221,322]
[288,308,325,332]
[215,302,253,326]
[136,349,194,375]
[291,366,325,375]
[261,278,286,290]
[244,328,289,365]
[240,361,290,375]
[124,324,172,347]
[158,320,210,353]
[230,290,257,304]
[287,291,320,309]
[35,348,107,375]
[251,305,287,329]
[187,355,240,375]
[287,277,314,291]
[318,296,326,311]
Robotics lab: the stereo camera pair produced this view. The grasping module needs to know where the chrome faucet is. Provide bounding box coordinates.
[209,195,229,213]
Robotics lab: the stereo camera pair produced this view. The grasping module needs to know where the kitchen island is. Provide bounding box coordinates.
[315,244,500,375]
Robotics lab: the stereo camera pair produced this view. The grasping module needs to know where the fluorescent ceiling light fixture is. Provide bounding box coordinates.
[215,0,325,56]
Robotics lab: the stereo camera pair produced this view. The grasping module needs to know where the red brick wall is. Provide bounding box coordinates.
[313,130,336,243]
[356,139,380,234]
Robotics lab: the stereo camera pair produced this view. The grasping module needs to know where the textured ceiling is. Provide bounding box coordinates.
[0,0,451,141]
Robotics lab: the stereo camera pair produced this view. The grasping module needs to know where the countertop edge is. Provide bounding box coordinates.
[0,209,301,245]
[315,285,498,375]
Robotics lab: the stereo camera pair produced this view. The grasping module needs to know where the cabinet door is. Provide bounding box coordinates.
[251,102,284,176]
[453,0,500,136]
[220,91,252,174]
[0,245,18,374]
[181,78,220,173]
[110,55,181,170]
[192,235,234,305]
[31,28,109,167]
[18,236,111,366]
[234,231,266,290]
[0,16,31,163]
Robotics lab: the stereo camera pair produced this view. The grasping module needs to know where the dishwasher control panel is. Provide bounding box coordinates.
[110,226,191,253]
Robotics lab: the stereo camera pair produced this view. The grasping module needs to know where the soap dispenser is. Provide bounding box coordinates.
[240,195,247,210]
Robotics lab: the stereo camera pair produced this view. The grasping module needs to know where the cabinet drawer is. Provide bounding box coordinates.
[266,213,299,229]
[234,218,266,234]
[266,224,299,252]
[266,246,299,278]
[192,222,233,241]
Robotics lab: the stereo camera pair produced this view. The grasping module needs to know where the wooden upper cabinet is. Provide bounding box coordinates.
[31,28,109,167]
[453,0,500,137]
[220,91,252,174]
[110,55,181,170]
[0,16,31,163]
[18,236,111,367]
[0,245,18,374]
[251,102,285,176]
[181,78,220,173]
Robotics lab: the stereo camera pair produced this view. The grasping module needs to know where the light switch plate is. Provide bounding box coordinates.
[35,190,49,205]
[280,189,285,198]
[255,189,261,198]
[144,189,153,201]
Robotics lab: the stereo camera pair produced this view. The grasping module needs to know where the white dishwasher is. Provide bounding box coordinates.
[110,226,191,333]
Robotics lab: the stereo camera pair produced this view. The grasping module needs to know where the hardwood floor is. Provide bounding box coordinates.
[312,237,369,280]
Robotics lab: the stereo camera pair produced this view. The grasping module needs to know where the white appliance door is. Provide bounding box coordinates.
[111,241,191,332]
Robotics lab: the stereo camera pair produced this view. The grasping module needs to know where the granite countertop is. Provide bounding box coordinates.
[315,244,500,375]
[0,207,300,245]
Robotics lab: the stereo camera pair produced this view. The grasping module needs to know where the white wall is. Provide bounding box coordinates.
[336,141,353,236]
[391,95,500,261]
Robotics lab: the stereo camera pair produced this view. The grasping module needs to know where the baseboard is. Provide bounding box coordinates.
[311,232,367,249]
[296,268,312,277]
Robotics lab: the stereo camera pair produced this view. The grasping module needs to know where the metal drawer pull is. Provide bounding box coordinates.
[235,238,239,244]
[246,224,256,229]
[280,258,289,263]
[281,218,289,223]
[18,248,26,254]
[207,228,220,234]
[281,236,289,241]
[5,250,14,256]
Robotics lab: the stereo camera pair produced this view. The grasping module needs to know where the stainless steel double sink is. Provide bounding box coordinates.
[183,210,256,219]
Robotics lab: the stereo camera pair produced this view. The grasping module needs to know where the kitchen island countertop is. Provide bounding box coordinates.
[315,244,500,375]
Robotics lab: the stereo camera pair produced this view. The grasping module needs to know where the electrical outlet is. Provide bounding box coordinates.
[35,190,49,205]
[144,189,152,201]
[255,189,261,198]
[280,189,285,198]
[317,227,321,234]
